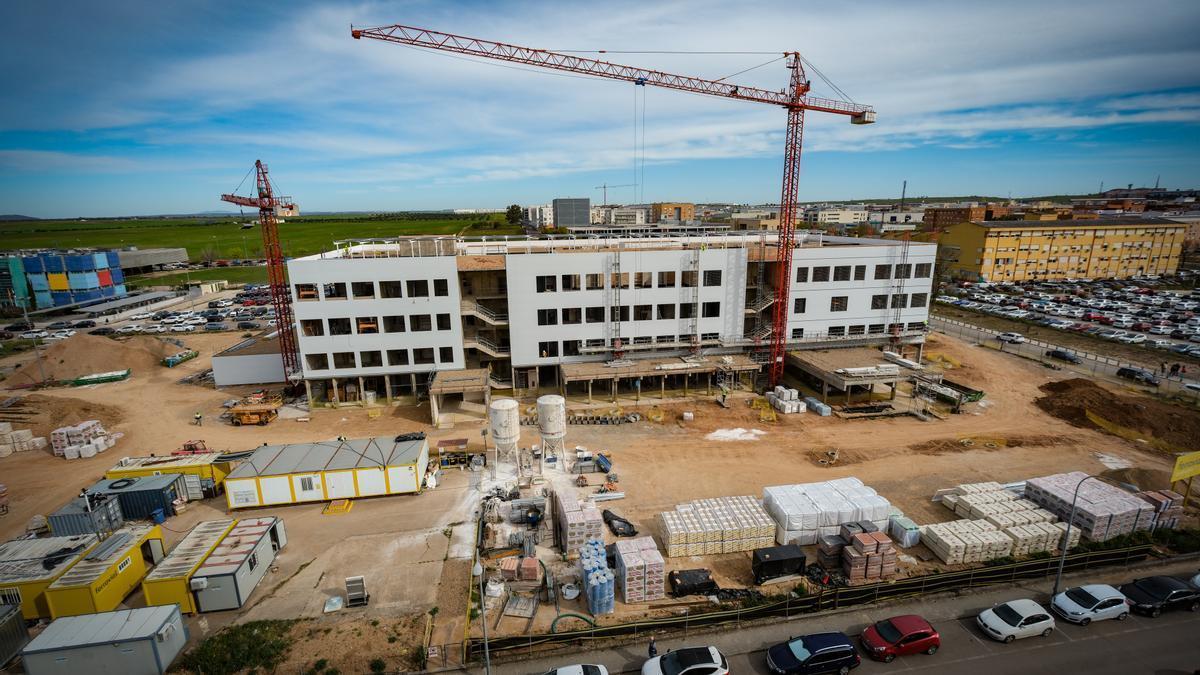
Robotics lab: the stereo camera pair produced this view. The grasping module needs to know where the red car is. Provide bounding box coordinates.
[859,614,940,663]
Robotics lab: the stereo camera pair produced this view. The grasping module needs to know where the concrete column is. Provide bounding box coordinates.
[331,377,340,405]
[845,385,851,405]
[587,380,592,404]
[430,392,440,425]
[410,373,417,396]
[611,378,617,403]
[889,381,897,400]
[821,380,828,403]
[304,380,314,407]
[683,374,689,397]
[915,342,925,363]
[384,374,393,404]
[661,376,666,400]
[707,373,712,396]
[358,377,367,407]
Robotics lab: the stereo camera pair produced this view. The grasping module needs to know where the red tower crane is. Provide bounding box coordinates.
[220,160,301,381]
[351,24,875,386]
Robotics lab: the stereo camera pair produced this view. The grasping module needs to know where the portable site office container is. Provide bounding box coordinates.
[21,605,187,675]
[86,474,188,521]
[142,519,237,614]
[45,525,164,619]
[47,494,125,537]
[0,604,29,669]
[190,517,286,612]
[0,535,99,620]
[224,437,429,509]
[105,454,234,499]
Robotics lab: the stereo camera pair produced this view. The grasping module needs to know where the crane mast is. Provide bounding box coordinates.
[353,24,875,386]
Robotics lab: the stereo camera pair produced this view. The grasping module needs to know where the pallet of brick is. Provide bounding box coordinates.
[850,532,877,555]
[1052,521,1082,550]
[921,525,965,565]
[642,547,665,601]
[842,546,867,580]
[940,493,960,514]
[952,481,1005,495]
[499,556,519,581]
[1023,471,1152,542]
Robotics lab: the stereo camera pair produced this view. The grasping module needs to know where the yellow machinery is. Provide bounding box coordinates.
[45,524,164,619]
[0,534,99,619]
[142,519,236,614]
[230,402,280,426]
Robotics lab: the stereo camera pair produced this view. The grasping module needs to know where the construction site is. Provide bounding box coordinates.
[0,19,1197,675]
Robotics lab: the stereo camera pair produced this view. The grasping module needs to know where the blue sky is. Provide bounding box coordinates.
[1,0,1199,218]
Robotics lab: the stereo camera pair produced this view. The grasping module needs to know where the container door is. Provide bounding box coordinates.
[183,475,204,501]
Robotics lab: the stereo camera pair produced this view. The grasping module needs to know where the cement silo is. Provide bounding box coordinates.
[536,395,566,468]
[488,399,520,468]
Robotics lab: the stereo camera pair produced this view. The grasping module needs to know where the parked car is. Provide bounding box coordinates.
[129,312,153,321]
[766,633,860,674]
[546,666,608,675]
[46,320,73,330]
[1044,349,1081,364]
[858,615,939,662]
[71,320,96,328]
[996,332,1026,344]
[0,330,13,340]
[204,323,227,331]
[1120,576,1200,617]
[1116,333,1146,344]
[1051,585,1130,625]
[47,330,76,340]
[170,324,196,333]
[4,321,33,331]
[643,646,728,675]
[976,599,1055,643]
[237,321,260,330]
[1115,367,1159,386]
[88,327,116,335]
[117,324,142,334]
[20,330,49,339]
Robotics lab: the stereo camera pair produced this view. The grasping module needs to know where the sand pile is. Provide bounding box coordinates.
[1035,378,1200,451]
[0,394,125,441]
[7,334,186,384]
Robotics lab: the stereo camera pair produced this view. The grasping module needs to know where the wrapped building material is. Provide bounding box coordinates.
[660,495,773,557]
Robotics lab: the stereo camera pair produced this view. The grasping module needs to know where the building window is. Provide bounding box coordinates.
[795,267,808,283]
[355,317,379,334]
[300,319,324,337]
[562,274,581,291]
[434,279,449,296]
[610,272,629,289]
[656,335,676,344]
[849,325,865,336]
[870,294,888,310]
[679,303,697,319]
[634,272,653,289]
[323,282,347,299]
[379,280,404,298]
[681,270,698,288]
[657,304,676,320]
[812,266,830,282]
[410,314,432,331]
[383,315,406,333]
[535,275,557,293]
[894,263,912,279]
[586,338,605,348]
[794,297,807,314]
[387,349,409,366]
[868,324,885,335]
[305,353,328,370]
[634,304,652,321]
[562,308,582,324]
[915,263,932,278]
[436,313,451,330]
[658,271,677,287]
[407,280,430,297]
[891,294,908,309]
[352,281,375,299]
[537,309,558,326]
[413,348,435,365]
[854,265,866,281]
[439,346,454,363]
[833,265,851,281]
[328,318,352,336]
[586,273,604,290]
[910,293,928,308]
[360,350,382,367]
[703,270,722,286]
[562,340,581,356]
[610,305,630,322]
[248,551,260,571]
[295,283,318,300]
[585,306,605,323]
[830,296,848,312]
[332,352,356,368]
[828,326,846,337]
[538,341,559,357]
[791,328,804,339]
[701,332,719,341]
[702,302,720,318]
[874,264,891,280]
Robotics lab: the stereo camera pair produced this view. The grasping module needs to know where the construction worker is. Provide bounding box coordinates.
[648,636,658,659]
[193,412,202,427]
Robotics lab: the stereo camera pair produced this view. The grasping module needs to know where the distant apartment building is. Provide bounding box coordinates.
[923,204,1011,228]
[730,209,780,231]
[803,207,868,226]
[524,204,554,229]
[552,198,591,229]
[937,217,1185,282]
[650,202,695,223]
[868,211,924,227]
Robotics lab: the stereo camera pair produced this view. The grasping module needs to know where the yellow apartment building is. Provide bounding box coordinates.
[937,217,1185,282]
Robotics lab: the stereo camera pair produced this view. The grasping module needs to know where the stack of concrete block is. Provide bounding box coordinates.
[921,520,1012,564]
[613,537,665,603]
[1003,522,1060,557]
[557,489,603,553]
[659,495,774,558]
[51,420,115,459]
[0,424,48,457]
[767,387,807,414]
[802,396,832,416]
[888,516,921,548]
[764,478,892,547]
[816,535,845,570]
[843,531,898,582]
[1137,490,1185,531]
[1024,472,1154,542]
[1053,521,1082,550]
[499,556,519,581]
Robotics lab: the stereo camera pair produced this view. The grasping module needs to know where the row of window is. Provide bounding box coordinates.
[299,313,453,337]
[795,262,932,284]
[536,302,721,325]
[304,346,455,371]
[788,321,925,339]
[535,270,723,293]
[534,333,721,358]
[792,293,928,314]
[295,279,450,301]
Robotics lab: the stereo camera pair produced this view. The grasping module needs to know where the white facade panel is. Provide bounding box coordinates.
[225,480,260,509]
[325,471,356,499]
[210,353,285,386]
[290,474,323,502]
[258,477,292,505]
[386,465,419,493]
[355,467,387,496]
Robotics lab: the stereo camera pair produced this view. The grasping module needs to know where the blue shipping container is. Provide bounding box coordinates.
[22,256,43,273]
[93,252,109,269]
[27,273,49,291]
[43,255,64,273]
[87,474,186,520]
[106,250,120,268]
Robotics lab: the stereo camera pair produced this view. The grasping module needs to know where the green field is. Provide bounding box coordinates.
[0,213,521,261]
[126,266,270,288]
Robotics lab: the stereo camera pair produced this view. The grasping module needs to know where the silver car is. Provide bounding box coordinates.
[1051,584,1130,625]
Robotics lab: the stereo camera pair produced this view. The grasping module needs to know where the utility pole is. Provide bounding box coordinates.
[15,291,48,385]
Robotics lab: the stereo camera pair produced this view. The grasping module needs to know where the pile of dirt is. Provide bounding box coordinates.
[1100,467,1174,492]
[1035,378,1200,451]
[0,393,125,440]
[8,334,185,384]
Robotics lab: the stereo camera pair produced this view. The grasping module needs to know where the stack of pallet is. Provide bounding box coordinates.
[816,535,844,570]
[659,496,774,558]
[1024,472,1154,542]
[842,531,899,583]
[888,516,921,548]
[1136,490,1185,531]
[767,387,806,414]
[557,489,603,553]
[614,537,665,603]
[802,396,832,416]
[1004,522,1063,557]
[51,420,116,460]
[0,423,48,457]
[764,478,892,547]
[922,520,1014,564]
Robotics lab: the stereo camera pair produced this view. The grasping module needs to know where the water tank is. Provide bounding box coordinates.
[536,395,566,440]
[488,399,520,444]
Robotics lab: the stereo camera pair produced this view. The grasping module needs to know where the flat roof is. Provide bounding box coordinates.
[429,368,490,394]
[561,353,760,383]
[194,517,277,577]
[22,606,178,653]
[48,525,158,589]
[109,453,228,472]
[82,291,173,314]
[215,332,283,357]
[972,217,1184,228]
[0,535,99,585]
[87,473,184,494]
[226,436,427,479]
[144,519,236,581]
[787,347,916,389]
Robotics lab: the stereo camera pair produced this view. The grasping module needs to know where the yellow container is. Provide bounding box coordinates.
[0,534,99,620]
[44,524,164,619]
[105,453,234,491]
[47,272,69,291]
[142,519,236,614]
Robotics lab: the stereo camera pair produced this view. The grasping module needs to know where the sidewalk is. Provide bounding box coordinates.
[471,555,1200,675]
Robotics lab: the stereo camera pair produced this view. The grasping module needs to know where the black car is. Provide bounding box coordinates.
[237,321,260,330]
[1044,349,1081,364]
[5,321,33,331]
[1115,367,1159,386]
[766,632,860,675]
[72,320,96,328]
[88,327,116,335]
[1119,576,1199,617]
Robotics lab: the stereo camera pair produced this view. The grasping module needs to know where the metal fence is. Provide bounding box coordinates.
[467,544,1152,661]
[930,315,1199,400]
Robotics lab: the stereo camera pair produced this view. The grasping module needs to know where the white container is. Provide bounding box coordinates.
[488,399,520,444]
[536,395,566,439]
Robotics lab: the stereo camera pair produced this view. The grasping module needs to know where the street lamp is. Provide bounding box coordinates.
[1051,473,1138,596]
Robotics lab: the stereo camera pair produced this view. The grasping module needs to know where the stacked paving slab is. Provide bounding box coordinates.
[659,495,775,557]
